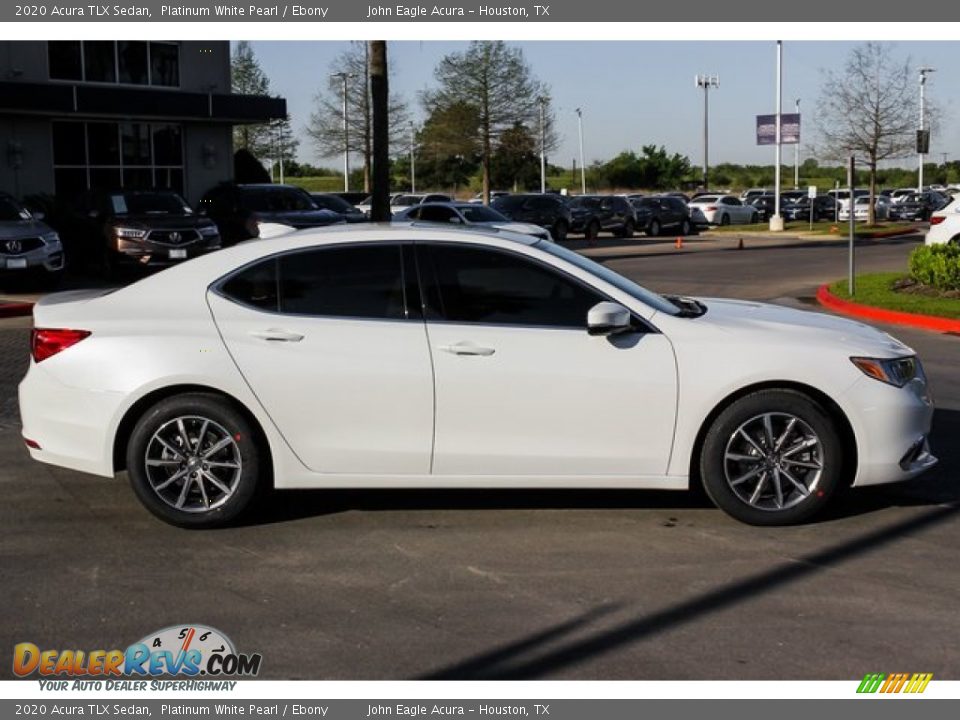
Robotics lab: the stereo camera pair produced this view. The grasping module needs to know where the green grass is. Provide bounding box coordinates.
[286,176,351,193]
[829,273,960,319]
[705,220,919,238]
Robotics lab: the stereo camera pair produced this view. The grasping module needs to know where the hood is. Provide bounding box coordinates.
[691,297,914,357]
[0,219,54,240]
[253,209,342,227]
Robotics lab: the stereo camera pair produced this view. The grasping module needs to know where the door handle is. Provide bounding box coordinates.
[249,328,304,342]
[437,342,495,357]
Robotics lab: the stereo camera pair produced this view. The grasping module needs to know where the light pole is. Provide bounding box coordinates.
[794,98,800,189]
[575,108,586,194]
[771,40,784,232]
[409,122,416,193]
[695,74,719,190]
[538,96,547,194]
[918,66,935,192]
[331,71,355,192]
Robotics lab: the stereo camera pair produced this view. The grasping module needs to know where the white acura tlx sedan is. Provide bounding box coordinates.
[19,225,936,528]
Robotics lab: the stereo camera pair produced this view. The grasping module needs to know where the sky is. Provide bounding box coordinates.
[245,40,959,172]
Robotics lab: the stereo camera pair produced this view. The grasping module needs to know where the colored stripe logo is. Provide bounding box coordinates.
[857,673,933,694]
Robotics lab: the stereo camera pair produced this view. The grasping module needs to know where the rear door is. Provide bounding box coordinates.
[209,242,434,474]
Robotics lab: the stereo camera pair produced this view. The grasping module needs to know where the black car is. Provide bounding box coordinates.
[782,195,840,222]
[888,192,947,221]
[330,191,370,206]
[309,193,367,223]
[65,189,220,276]
[564,195,637,241]
[491,194,573,242]
[749,194,778,221]
[199,184,342,245]
[628,195,693,236]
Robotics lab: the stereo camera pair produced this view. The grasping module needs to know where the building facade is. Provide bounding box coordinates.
[0,41,285,206]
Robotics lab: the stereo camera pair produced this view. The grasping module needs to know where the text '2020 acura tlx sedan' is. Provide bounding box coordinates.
[19,225,936,528]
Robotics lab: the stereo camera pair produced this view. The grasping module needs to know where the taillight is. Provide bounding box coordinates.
[930,216,946,225]
[706,206,718,212]
[31,328,91,363]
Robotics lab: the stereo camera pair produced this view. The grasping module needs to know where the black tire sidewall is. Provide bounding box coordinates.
[680,219,691,236]
[126,393,262,528]
[648,219,661,237]
[552,221,567,242]
[700,390,843,526]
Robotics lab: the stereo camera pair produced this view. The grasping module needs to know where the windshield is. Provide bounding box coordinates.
[535,240,681,317]
[694,196,719,204]
[239,188,316,213]
[460,205,507,222]
[0,196,30,222]
[110,192,191,216]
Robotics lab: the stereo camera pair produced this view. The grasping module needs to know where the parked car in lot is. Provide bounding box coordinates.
[739,188,769,203]
[199,184,342,245]
[688,195,759,225]
[782,196,839,222]
[887,192,946,221]
[68,189,221,276]
[388,193,454,215]
[469,191,511,204]
[628,195,693,236]
[392,201,550,240]
[0,192,65,288]
[19,225,936,528]
[839,195,892,222]
[308,193,367,223]
[565,195,637,241]
[748,194,777,222]
[492,193,573,241]
[925,194,960,245]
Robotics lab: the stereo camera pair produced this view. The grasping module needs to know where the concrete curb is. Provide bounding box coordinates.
[816,284,960,334]
[0,302,34,319]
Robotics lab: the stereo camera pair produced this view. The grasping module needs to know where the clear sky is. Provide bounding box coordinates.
[245,40,959,171]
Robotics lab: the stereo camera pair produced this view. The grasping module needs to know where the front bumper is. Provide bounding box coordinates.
[842,374,937,487]
[111,238,220,265]
[0,244,65,273]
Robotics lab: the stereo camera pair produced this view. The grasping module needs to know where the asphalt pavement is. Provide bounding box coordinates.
[1,235,957,680]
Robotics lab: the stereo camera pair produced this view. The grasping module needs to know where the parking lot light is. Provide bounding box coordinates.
[331,71,356,192]
[695,74,719,190]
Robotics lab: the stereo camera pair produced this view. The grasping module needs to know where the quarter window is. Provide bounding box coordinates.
[423,244,603,328]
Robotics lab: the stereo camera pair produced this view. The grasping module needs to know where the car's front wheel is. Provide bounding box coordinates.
[699,389,843,525]
[647,218,661,237]
[126,393,264,528]
[679,219,691,236]
[552,220,568,242]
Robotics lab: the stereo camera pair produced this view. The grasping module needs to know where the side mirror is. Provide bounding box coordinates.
[587,301,632,336]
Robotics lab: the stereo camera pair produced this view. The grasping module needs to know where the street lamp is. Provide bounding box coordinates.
[794,98,800,189]
[575,108,586,194]
[331,71,355,192]
[918,66,935,192]
[409,122,416,193]
[771,40,784,232]
[695,74,719,190]
[538,96,547,194]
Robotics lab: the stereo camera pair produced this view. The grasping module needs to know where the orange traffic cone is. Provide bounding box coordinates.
[675,236,683,249]
[737,237,744,250]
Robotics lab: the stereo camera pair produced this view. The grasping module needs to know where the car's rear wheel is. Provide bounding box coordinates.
[647,218,661,237]
[720,213,731,226]
[619,219,635,239]
[699,389,843,526]
[126,393,263,528]
[680,219,691,236]
[750,212,759,224]
[585,220,601,243]
[552,220,568,242]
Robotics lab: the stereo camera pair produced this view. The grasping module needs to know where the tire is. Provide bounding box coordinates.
[750,212,759,224]
[552,220,568,242]
[699,389,844,526]
[647,218,661,237]
[619,219,635,239]
[679,219,691,236]
[126,393,264,528]
[585,220,600,243]
[719,214,731,226]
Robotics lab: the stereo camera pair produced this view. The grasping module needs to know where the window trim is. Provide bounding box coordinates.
[415,241,654,333]
[211,241,420,324]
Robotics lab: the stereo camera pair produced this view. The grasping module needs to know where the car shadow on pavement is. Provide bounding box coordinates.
[417,498,960,679]
[246,407,959,528]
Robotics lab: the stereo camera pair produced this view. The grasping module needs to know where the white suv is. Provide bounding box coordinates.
[925,193,960,246]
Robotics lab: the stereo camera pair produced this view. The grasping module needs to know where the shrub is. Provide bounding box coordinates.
[909,244,960,291]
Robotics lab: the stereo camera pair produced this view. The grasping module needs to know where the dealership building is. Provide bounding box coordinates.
[0,41,285,206]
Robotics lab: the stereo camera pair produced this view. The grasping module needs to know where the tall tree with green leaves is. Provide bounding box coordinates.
[422,41,557,203]
[306,42,410,192]
[230,41,276,162]
[816,43,921,223]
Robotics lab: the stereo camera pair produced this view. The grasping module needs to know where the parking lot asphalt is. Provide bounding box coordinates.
[1,236,957,680]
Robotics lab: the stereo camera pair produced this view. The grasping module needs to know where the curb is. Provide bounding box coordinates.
[0,302,34,319]
[816,284,960,334]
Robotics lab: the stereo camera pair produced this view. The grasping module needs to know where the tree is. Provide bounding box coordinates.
[231,42,276,162]
[423,41,557,204]
[369,41,391,222]
[305,42,410,192]
[491,123,539,191]
[267,116,300,181]
[816,43,920,223]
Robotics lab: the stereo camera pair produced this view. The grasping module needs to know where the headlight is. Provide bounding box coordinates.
[199,225,219,236]
[115,227,146,239]
[41,231,60,245]
[851,356,922,387]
